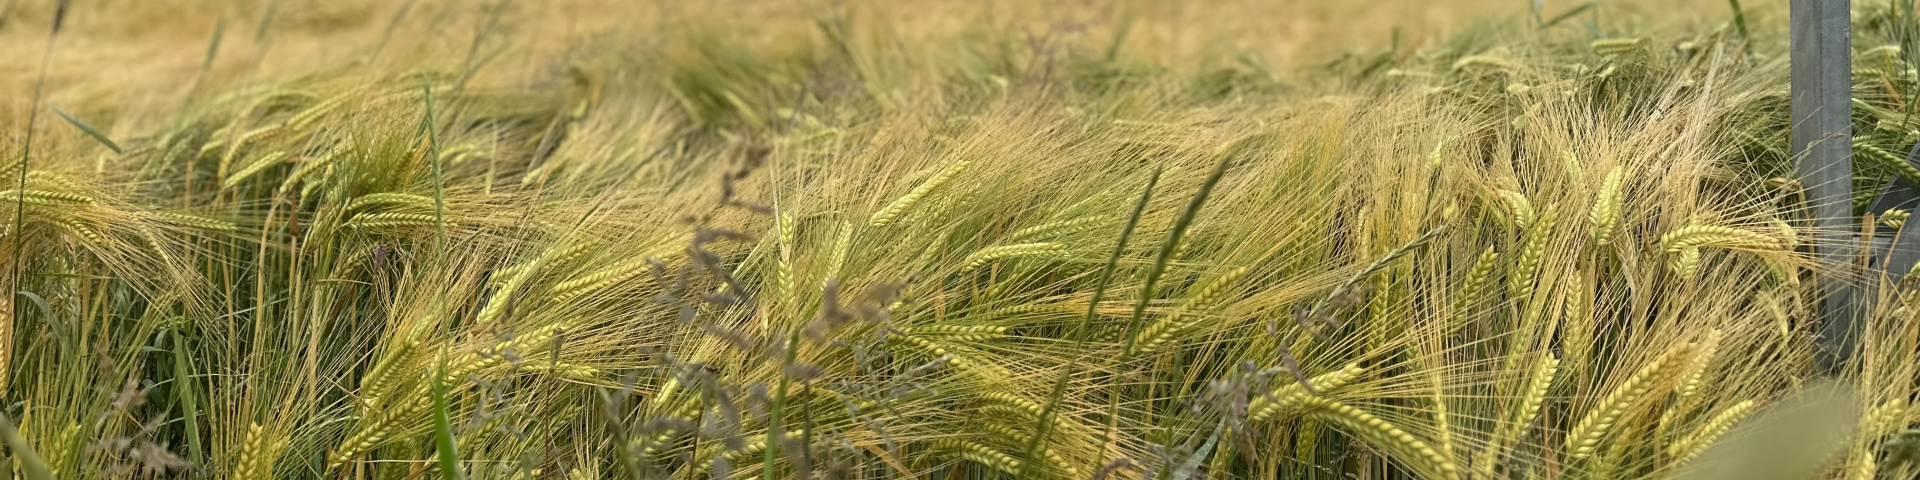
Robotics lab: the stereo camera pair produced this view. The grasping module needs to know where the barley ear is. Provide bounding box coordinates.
[871,159,971,227]
[1509,208,1554,301]
[1589,166,1624,246]
[1454,247,1500,316]
[1299,397,1460,480]
[236,422,288,480]
[1565,342,1690,461]
[1248,364,1367,422]
[1497,189,1535,229]
[959,243,1069,273]
[1665,399,1760,464]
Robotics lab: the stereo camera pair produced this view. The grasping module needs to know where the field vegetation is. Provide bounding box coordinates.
[3,0,1920,479]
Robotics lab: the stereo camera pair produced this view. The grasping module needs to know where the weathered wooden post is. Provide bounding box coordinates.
[1791,0,1854,374]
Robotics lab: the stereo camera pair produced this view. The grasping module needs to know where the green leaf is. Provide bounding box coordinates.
[49,106,121,154]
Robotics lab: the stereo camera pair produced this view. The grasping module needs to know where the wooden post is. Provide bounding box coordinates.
[1791,0,1854,373]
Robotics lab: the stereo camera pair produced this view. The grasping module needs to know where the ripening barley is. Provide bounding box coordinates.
[959,243,1069,272]
[871,159,971,227]
[1566,343,1691,461]
[1589,166,1625,246]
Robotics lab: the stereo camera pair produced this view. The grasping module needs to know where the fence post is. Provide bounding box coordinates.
[1790,0,1854,374]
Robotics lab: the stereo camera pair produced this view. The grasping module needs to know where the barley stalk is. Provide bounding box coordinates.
[1565,343,1690,460]
[871,159,971,227]
[1659,224,1784,253]
[216,125,286,177]
[0,189,95,205]
[1497,190,1534,229]
[343,212,445,230]
[1665,399,1759,464]
[156,212,239,232]
[278,150,336,192]
[774,212,795,305]
[1884,209,1911,229]
[287,89,363,131]
[236,422,288,480]
[1509,208,1555,301]
[1867,399,1910,439]
[892,334,1013,380]
[551,256,657,303]
[933,438,1023,475]
[1431,369,1455,470]
[1591,37,1647,55]
[1510,353,1560,441]
[359,338,421,408]
[39,422,77,475]
[1128,266,1251,355]
[1855,138,1920,186]
[347,192,436,212]
[477,242,589,324]
[1850,452,1877,480]
[1670,247,1702,278]
[328,395,431,468]
[1298,396,1459,480]
[1589,166,1625,246]
[51,214,102,243]
[1126,318,1192,356]
[959,243,1069,273]
[976,421,1080,477]
[222,151,289,188]
[492,242,595,283]
[1455,247,1500,315]
[446,323,569,381]
[1673,329,1723,405]
[825,220,852,284]
[1009,215,1108,241]
[1249,364,1366,422]
[903,324,1008,342]
[1562,271,1594,374]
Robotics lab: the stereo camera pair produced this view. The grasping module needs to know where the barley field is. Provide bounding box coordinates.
[2,0,1919,479]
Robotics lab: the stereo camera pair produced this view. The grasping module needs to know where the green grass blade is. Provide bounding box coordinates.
[418,81,447,246]
[1023,167,1163,477]
[14,291,69,356]
[1105,151,1233,480]
[49,106,120,154]
[200,16,225,76]
[1728,0,1749,40]
[433,350,465,480]
[1541,2,1600,29]
[1119,152,1235,360]
[765,327,804,480]
[0,413,54,480]
[170,327,204,466]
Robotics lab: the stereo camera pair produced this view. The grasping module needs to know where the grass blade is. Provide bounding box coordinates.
[1119,150,1237,360]
[1103,147,1234,480]
[49,106,121,154]
[0,413,54,480]
[433,350,466,480]
[1023,167,1163,477]
[1541,2,1600,29]
[170,326,204,466]
[765,327,804,480]
[1728,0,1749,40]
[200,16,225,77]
